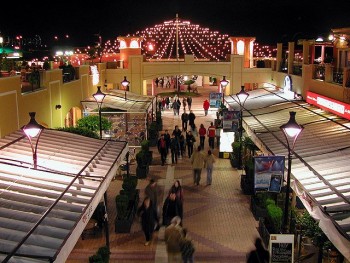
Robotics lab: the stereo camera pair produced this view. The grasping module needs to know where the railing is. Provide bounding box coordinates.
[258,217,270,247]
[313,64,325,81]
[280,63,288,73]
[293,65,302,76]
[332,71,343,85]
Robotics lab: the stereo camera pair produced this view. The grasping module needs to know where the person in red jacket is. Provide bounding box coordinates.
[203,99,210,116]
[207,122,216,149]
[198,124,207,150]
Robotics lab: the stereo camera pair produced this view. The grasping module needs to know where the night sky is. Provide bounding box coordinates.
[1,0,349,46]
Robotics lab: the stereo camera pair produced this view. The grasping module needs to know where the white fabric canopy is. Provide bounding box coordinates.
[0,129,128,262]
[81,89,155,113]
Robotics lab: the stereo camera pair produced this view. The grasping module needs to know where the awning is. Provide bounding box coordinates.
[0,129,128,262]
[226,88,350,261]
[81,89,155,113]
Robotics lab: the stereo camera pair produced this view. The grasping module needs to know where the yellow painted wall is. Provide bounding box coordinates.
[0,66,92,138]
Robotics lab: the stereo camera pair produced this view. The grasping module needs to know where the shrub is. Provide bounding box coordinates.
[56,127,99,139]
[76,115,112,132]
[97,246,110,262]
[116,194,129,220]
[89,254,103,263]
[267,203,283,233]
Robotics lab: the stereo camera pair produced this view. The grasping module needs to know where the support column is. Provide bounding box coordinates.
[321,46,325,63]
[302,40,310,65]
[103,192,110,250]
[277,43,283,72]
[288,42,295,75]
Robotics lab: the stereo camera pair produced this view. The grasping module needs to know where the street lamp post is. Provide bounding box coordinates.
[280,111,303,233]
[220,76,229,104]
[236,86,249,169]
[22,112,44,169]
[93,86,106,139]
[121,76,130,101]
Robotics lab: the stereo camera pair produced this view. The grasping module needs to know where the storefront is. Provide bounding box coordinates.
[81,89,156,146]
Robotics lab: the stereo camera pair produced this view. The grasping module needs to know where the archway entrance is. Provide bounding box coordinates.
[65,107,82,127]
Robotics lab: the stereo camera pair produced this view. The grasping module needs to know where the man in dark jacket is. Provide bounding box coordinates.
[170,134,179,164]
[188,110,196,130]
[181,110,189,131]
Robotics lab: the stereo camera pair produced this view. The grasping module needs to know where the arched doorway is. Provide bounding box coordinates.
[65,107,82,127]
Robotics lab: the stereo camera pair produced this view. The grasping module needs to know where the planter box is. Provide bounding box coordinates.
[241,174,254,195]
[115,213,133,233]
[115,191,139,233]
[136,166,149,179]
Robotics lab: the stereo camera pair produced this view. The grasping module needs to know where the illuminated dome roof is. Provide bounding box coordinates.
[104,18,231,61]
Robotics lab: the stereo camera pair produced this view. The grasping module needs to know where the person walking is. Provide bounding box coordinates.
[162,191,183,226]
[190,146,205,186]
[198,124,206,150]
[205,150,216,185]
[203,99,210,116]
[164,129,171,156]
[158,134,167,166]
[172,125,182,157]
[186,131,196,158]
[188,110,196,131]
[207,122,216,149]
[179,132,186,158]
[180,228,195,263]
[173,99,179,115]
[181,110,189,131]
[164,216,184,263]
[144,178,160,213]
[182,97,187,111]
[187,97,192,111]
[170,134,179,165]
[137,197,159,246]
[246,238,270,263]
[169,180,184,204]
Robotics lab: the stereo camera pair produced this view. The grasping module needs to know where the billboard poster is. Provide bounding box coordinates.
[306,91,350,120]
[269,234,294,263]
[254,156,285,192]
[209,92,222,108]
[223,110,240,132]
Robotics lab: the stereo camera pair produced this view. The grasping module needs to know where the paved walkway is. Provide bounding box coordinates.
[67,85,259,263]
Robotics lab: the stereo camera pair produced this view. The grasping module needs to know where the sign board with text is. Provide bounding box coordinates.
[306,91,350,120]
[269,234,294,263]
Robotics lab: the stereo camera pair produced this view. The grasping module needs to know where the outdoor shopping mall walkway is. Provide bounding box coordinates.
[67,85,259,263]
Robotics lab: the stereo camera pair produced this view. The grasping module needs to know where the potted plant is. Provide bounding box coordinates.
[230,141,241,168]
[266,202,283,233]
[156,111,162,131]
[120,175,139,208]
[135,140,152,179]
[148,122,159,147]
[296,211,333,263]
[97,246,110,263]
[115,194,133,233]
[250,192,272,220]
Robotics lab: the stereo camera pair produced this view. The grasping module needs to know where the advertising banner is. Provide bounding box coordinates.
[222,110,240,132]
[269,234,294,263]
[254,156,285,192]
[209,92,222,108]
[306,91,350,120]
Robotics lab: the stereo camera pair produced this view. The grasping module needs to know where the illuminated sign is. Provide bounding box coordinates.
[306,91,350,120]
